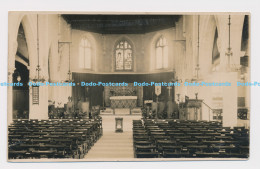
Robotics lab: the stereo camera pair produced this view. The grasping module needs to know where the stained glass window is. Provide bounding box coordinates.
[115,40,133,71]
[155,37,168,69]
[79,37,92,69]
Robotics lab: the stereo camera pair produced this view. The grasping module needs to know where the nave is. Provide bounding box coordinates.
[8,113,249,160]
[8,13,250,161]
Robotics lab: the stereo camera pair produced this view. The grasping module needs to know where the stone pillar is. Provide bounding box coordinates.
[7,40,17,125]
[29,85,49,120]
[216,15,243,127]
[222,72,238,128]
[29,14,49,120]
[7,68,15,125]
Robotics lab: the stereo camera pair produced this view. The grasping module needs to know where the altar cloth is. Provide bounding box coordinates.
[110,96,137,109]
[110,96,137,100]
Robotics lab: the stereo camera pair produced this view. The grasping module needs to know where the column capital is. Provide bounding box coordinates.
[8,67,16,75]
[8,68,16,83]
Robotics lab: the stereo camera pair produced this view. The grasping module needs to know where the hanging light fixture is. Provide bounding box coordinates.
[57,15,74,83]
[186,15,201,83]
[64,24,73,83]
[225,15,233,70]
[65,42,73,83]
[31,14,45,83]
[195,15,200,80]
[192,15,202,99]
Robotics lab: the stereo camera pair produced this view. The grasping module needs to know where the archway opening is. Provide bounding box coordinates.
[13,23,30,119]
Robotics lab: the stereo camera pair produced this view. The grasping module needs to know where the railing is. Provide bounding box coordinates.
[202,101,222,122]
[201,101,213,121]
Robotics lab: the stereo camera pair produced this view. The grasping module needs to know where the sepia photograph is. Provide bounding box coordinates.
[7,12,250,162]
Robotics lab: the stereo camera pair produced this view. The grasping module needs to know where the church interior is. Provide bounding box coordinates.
[7,13,250,160]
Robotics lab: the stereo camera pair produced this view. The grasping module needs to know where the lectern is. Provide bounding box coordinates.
[115,117,123,132]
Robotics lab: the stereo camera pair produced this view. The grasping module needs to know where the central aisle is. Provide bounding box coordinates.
[84,115,141,160]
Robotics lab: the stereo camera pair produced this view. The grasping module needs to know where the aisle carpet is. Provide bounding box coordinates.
[84,115,141,160]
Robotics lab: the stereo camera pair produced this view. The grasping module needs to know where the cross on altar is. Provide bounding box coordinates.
[155,86,161,96]
[167,86,172,96]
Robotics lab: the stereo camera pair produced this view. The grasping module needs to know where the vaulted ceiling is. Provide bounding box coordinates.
[62,15,181,34]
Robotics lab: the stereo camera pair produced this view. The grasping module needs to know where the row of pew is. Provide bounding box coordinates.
[8,118,103,159]
[133,119,249,158]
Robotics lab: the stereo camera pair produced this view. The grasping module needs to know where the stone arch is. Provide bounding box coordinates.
[241,15,249,52]
[113,35,135,51]
[9,14,37,72]
[15,23,29,67]
[20,15,37,70]
[11,15,36,120]
[199,15,219,74]
[47,40,60,82]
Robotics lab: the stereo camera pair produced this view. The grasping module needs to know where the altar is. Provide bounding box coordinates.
[110,96,137,109]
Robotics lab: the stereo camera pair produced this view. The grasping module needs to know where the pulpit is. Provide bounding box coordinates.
[180,99,203,120]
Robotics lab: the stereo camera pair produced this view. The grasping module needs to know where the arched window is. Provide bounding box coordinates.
[79,37,92,69]
[155,36,168,69]
[115,40,133,71]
